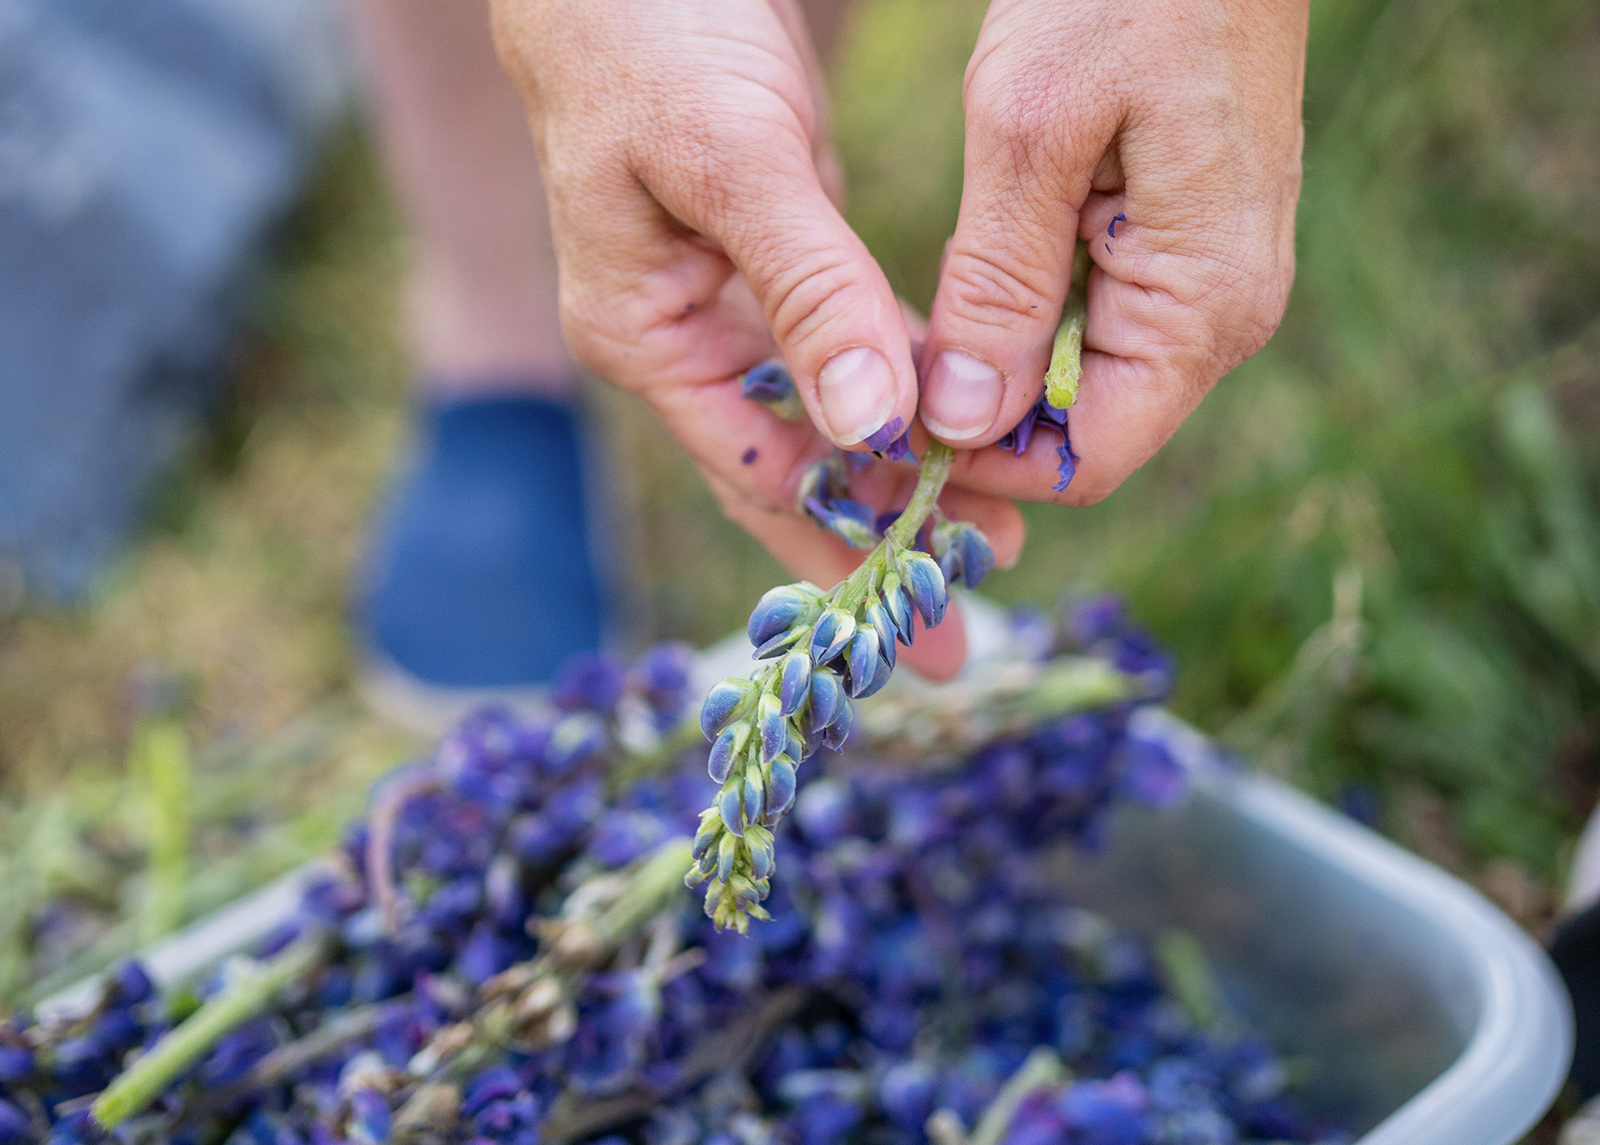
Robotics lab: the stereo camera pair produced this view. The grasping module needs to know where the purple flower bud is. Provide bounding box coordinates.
[810,608,857,665]
[701,678,754,740]
[819,701,854,751]
[785,725,808,765]
[805,670,844,736]
[109,959,155,1006]
[765,758,797,821]
[718,786,745,837]
[779,651,812,717]
[845,628,881,698]
[758,693,786,764]
[863,601,897,668]
[901,552,948,628]
[932,519,997,589]
[743,770,765,823]
[708,726,740,784]
[747,584,819,648]
[853,654,892,698]
[881,574,915,645]
[717,832,739,884]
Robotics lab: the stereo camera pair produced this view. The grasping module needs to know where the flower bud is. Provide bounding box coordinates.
[809,608,857,665]
[819,701,854,751]
[779,650,812,716]
[707,725,741,784]
[743,767,765,823]
[716,831,739,884]
[845,628,882,698]
[757,692,786,764]
[855,654,891,698]
[700,677,754,740]
[804,669,844,737]
[749,834,775,880]
[691,810,721,860]
[932,519,996,589]
[765,758,797,821]
[747,583,820,648]
[863,600,897,669]
[881,573,915,645]
[900,551,948,628]
[718,786,745,837]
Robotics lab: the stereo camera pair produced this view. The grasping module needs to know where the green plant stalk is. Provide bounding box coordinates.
[402,838,694,1099]
[92,934,325,1130]
[137,719,192,944]
[588,837,694,944]
[1043,242,1090,410]
[967,1046,1070,1145]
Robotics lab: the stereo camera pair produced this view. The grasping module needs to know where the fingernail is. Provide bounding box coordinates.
[921,351,1003,440]
[817,347,896,446]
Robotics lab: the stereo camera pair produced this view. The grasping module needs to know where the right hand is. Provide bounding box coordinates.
[490,0,1027,678]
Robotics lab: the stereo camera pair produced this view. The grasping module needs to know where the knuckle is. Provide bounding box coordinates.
[758,247,861,350]
[940,247,1059,338]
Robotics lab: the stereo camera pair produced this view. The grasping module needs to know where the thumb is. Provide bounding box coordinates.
[919,81,1111,446]
[643,129,918,449]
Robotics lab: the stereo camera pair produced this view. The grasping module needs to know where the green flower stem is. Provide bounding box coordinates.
[829,439,956,617]
[92,933,326,1130]
[401,838,693,1101]
[889,441,956,549]
[589,838,694,946]
[967,1047,1071,1145]
[1044,242,1091,410]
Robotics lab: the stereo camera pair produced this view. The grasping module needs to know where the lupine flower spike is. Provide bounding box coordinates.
[695,266,1093,931]
[691,441,961,931]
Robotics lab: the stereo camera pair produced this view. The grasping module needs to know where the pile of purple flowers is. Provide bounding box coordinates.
[0,602,1345,1145]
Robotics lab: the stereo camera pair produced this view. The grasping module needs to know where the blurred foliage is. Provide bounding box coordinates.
[2,0,1599,997]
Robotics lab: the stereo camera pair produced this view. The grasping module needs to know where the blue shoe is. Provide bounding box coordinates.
[357,395,608,730]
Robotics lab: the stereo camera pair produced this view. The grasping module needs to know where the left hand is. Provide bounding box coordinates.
[917,0,1309,504]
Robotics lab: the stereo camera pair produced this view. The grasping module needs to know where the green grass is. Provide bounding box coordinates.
[1,0,1597,997]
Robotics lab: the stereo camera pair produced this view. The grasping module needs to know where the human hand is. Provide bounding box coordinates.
[918,0,1308,503]
[491,0,1027,677]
